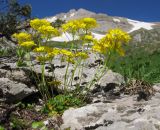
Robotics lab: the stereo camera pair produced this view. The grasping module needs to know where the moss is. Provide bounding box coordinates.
[10,115,29,130]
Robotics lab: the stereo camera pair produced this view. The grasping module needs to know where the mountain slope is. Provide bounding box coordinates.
[45,8,160,44]
[46,8,159,33]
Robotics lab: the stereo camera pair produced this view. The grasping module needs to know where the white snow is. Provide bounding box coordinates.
[43,120,49,125]
[92,32,105,40]
[50,32,79,42]
[50,32,105,42]
[128,19,155,33]
[64,15,67,19]
[46,16,57,23]
[113,18,121,23]
[70,13,75,17]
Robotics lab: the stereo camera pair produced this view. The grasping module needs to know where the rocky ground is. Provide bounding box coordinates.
[0,53,160,130]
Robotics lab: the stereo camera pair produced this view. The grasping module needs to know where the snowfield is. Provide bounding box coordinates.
[50,32,105,42]
[50,33,79,42]
[113,18,121,23]
[45,16,156,42]
[70,13,75,17]
[127,19,155,32]
[46,16,57,23]
[92,32,105,40]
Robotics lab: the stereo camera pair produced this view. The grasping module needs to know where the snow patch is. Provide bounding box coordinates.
[46,16,57,23]
[50,33,78,42]
[70,13,75,17]
[92,32,105,40]
[113,18,121,23]
[64,15,67,19]
[128,19,155,33]
[50,32,105,42]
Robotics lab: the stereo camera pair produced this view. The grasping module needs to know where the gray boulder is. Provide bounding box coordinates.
[61,93,160,130]
[0,68,32,86]
[0,78,35,103]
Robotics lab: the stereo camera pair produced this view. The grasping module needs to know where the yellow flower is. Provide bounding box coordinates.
[92,44,107,54]
[62,18,97,35]
[38,25,60,38]
[66,57,75,64]
[92,29,131,55]
[75,52,89,59]
[80,34,94,42]
[47,48,60,58]
[30,19,51,30]
[62,20,83,34]
[36,55,51,62]
[13,32,32,43]
[60,49,74,57]
[19,41,36,48]
[33,46,52,53]
[80,18,97,31]
[107,29,131,44]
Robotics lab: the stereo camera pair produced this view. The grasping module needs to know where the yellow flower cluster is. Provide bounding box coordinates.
[80,34,94,43]
[81,18,97,31]
[34,47,61,62]
[47,48,60,57]
[92,29,131,56]
[13,32,36,49]
[13,18,130,64]
[33,46,52,53]
[62,18,97,34]
[30,19,50,30]
[13,32,32,43]
[20,41,36,49]
[36,55,52,62]
[75,52,89,59]
[62,20,84,34]
[34,47,90,63]
[60,49,74,57]
[30,19,59,39]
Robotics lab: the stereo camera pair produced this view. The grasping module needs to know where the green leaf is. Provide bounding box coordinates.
[32,121,44,129]
[0,126,5,130]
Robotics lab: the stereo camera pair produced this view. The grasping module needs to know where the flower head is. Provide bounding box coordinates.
[60,49,74,57]
[92,29,131,56]
[47,48,60,58]
[36,55,52,62]
[75,52,89,59]
[80,34,94,43]
[13,32,32,43]
[38,25,60,38]
[62,20,83,34]
[33,46,52,53]
[80,18,97,31]
[30,19,51,30]
[19,41,36,49]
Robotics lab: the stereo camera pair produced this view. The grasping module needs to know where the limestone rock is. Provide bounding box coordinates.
[0,78,35,103]
[61,93,160,130]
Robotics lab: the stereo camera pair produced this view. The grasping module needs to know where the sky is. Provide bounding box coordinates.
[19,0,160,22]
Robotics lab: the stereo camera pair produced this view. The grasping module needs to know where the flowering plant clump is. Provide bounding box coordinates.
[13,17,131,101]
[92,29,131,56]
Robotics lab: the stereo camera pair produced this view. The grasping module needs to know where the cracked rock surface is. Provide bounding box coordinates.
[61,93,160,130]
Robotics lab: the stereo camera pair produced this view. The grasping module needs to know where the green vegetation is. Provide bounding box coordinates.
[110,42,160,84]
[46,40,82,49]
[52,18,66,29]
[0,126,5,130]
[10,115,28,130]
[0,47,15,57]
[32,121,48,130]
[12,17,130,121]
[42,94,84,115]
[16,47,27,67]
